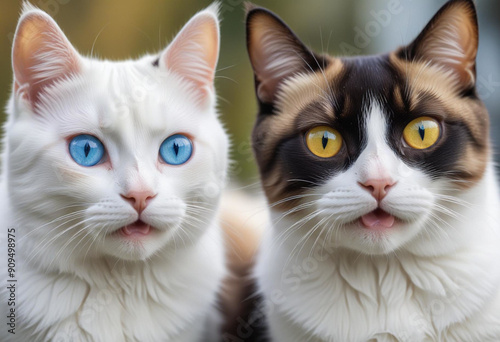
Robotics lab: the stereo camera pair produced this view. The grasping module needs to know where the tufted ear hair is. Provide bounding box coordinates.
[246,4,327,105]
[12,3,82,109]
[159,3,220,104]
[398,0,479,88]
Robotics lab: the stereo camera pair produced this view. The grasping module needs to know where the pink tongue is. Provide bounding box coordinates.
[361,209,395,229]
[123,222,150,236]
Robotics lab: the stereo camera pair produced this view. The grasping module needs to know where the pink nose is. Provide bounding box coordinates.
[121,190,156,214]
[359,178,395,201]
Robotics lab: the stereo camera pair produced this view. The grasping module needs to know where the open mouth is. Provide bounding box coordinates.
[360,208,395,229]
[117,220,154,237]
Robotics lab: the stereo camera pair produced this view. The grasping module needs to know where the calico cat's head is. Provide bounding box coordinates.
[6,3,227,265]
[246,0,491,255]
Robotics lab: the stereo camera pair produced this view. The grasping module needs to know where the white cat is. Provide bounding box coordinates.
[246,0,500,341]
[0,3,228,341]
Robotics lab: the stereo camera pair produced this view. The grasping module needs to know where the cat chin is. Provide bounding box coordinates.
[273,209,427,257]
[310,214,429,256]
[103,228,172,261]
[324,224,414,255]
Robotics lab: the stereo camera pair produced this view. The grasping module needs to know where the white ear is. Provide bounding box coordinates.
[160,3,220,103]
[12,3,81,108]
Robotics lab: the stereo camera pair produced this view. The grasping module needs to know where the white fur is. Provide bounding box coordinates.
[256,104,500,341]
[0,4,228,342]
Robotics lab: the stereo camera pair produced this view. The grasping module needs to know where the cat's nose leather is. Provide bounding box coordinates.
[121,191,156,214]
[359,178,395,201]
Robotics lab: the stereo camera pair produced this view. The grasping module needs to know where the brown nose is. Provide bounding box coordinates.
[359,178,395,201]
[121,190,156,214]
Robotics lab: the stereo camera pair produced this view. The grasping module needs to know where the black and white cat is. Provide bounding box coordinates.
[246,0,500,340]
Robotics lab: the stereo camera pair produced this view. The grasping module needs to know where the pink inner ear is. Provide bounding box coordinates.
[448,23,477,84]
[13,11,81,107]
[247,12,312,103]
[160,10,219,102]
[413,3,478,86]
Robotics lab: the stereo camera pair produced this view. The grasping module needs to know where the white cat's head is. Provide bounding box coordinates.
[246,0,491,256]
[6,3,227,265]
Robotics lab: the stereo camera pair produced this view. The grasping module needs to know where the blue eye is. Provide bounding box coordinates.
[160,134,193,165]
[69,134,105,167]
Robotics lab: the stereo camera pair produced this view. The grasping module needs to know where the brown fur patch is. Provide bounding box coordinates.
[252,59,346,209]
[218,191,267,340]
[390,52,489,186]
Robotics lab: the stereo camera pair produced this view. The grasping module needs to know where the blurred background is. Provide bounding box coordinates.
[0,0,498,187]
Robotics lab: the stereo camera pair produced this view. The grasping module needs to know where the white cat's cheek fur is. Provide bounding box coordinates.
[143,198,187,231]
[85,200,137,233]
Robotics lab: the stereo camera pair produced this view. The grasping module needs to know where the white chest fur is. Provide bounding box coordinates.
[257,168,500,342]
[0,221,224,342]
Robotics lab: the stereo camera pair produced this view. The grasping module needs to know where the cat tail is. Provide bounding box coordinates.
[218,189,269,341]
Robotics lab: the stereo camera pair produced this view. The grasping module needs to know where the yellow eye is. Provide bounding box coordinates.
[306,126,342,158]
[403,117,440,150]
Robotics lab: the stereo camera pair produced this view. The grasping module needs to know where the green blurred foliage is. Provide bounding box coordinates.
[0,0,357,184]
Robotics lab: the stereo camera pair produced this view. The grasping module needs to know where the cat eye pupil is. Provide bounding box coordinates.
[173,142,179,156]
[418,125,425,141]
[322,133,328,149]
[84,142,91,157]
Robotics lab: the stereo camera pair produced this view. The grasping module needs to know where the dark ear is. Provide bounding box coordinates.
[398,0,478,88]
[245,4,327,105]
